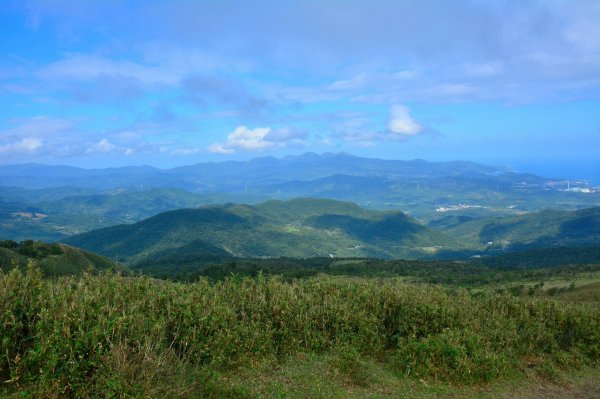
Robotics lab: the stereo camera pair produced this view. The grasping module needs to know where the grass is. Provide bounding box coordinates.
[201,354,600,398]
[481,272,600,302]
[1,265,599,398]
[553,282,600,303]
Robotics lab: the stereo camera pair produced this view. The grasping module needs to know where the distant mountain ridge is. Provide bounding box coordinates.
[1,153,598,242]
[0,152,508,190]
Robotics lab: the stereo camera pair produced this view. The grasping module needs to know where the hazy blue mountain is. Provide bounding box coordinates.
[0,186,101,202]
[166,152,508,190]
[2,153,598,242]
[0,153,508,190]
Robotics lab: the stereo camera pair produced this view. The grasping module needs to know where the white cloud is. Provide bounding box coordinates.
[21,138,42,151]
[264,127,307,143]
[35,48,247,91]
[227,126,274,150]
[207,143,235,154]
[209,125,304,154]
[0,138,43,154]
[86,138,117,154]
[328,73,369,90]
[37,54,180,86]
[169,146,202,155]
[328,70,416,91]
[331,113,381,147]
[387,105,423,136]
[2,116,73,138]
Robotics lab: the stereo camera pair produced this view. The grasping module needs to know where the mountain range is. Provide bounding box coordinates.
[63,198,600,273]
[64,198,458,265]
[1,153,599,244]
[0,153,506,190]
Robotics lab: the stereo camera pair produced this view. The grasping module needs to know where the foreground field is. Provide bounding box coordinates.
[1,266,599,398]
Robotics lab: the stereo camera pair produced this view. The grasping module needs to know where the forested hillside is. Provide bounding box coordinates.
[0,239,127,276]
[65,198,458,265]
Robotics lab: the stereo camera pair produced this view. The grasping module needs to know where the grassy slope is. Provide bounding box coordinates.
[205,356,600,398]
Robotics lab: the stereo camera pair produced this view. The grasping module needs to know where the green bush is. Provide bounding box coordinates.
[0,240,18,250]
[1,267,599,398]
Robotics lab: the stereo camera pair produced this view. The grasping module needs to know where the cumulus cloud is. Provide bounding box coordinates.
[208,126,305,154]
[3,0,600,165]
[0,116,71,158]
[387,105,424,137]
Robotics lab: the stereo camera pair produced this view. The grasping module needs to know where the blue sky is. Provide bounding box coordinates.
[1,0,599,180]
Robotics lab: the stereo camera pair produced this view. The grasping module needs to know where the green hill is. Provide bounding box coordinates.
[0,239,127,277]
[65,198,460,266]
[3,154,598,222]
[0,187,265,242]
[430,206,600,251]
[2,154,599,243]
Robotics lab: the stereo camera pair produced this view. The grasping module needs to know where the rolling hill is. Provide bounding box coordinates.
[0,187,265,241]
[0,239,127,276]
[64,198,460,267]
[1,153,598,243]
[430,206,600,252]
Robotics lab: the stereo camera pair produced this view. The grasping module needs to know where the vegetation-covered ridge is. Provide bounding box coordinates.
[0,239,127,276]
[0,186,261,242]
[64,198,458,263]
[432,206,600,251]
[2,153,599,243]
[62,199,600,274]
[1,266,599,398]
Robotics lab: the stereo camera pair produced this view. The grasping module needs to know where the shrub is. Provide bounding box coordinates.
[1,267,598,397]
